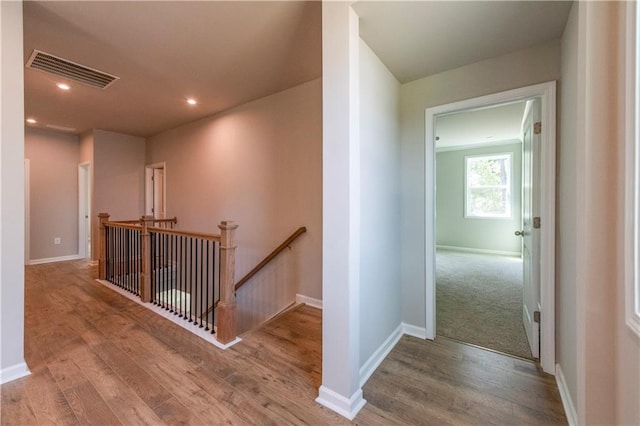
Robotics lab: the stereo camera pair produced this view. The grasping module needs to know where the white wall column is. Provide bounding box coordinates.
[317,2,365,420]
[0,0,30,384]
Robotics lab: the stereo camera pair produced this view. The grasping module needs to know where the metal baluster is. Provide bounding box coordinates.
[189,237,193,323]
[205,240,210,331]
[199,239,204,327]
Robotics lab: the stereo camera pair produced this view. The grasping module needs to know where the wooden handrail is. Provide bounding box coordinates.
[103,221,143,231]
[200,226,307,319]
[147,226,221,242]
[235,226,307,291]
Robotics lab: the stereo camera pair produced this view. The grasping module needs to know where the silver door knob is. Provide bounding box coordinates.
[515,230,524,237]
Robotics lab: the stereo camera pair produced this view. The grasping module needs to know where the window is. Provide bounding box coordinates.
[625,0,640,337]
[465,153,512,218]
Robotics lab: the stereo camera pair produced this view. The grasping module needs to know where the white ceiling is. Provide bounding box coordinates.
[435,101,527,150]
[353,1,572,83]
[23,1,321,138]
[23,1,571,138]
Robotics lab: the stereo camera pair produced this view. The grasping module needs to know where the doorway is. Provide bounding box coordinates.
[145,162,166,219]
[425,82,556,374]
[434,100,530,358]
[78,162,91,259]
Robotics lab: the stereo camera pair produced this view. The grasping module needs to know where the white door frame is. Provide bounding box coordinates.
[78,162,91,259]
[145,162,166,218]
[25,159,30,265]
[425,81,556,374]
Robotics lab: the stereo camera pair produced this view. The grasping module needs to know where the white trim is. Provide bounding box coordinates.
[425,81,557,373]
[78,162,91,260]
[28,254,83,265]
[296,294,323,309]
[96,279,240,349]
[24,159,30,265]
[402,323,427,339]
[464,152,513,219]
[315,386,366,421]
[145,162,167,218]
[436,138,522,153]
[359,324,403,387]
[555,364,578,426]
[0,362,30,385]
[625,0,640,337]
[436,245,521,258]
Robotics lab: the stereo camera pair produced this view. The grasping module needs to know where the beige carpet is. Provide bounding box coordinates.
[436,249,533,359]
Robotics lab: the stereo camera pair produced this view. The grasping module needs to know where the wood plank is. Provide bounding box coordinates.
[66,344,165,425]
[23,368,79,425]
[13,260,567,425]
[0,380,39,425]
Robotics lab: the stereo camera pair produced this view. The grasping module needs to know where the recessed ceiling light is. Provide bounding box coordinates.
[57,83,71,90]
[26,118,37,124]
[186,98,197,105]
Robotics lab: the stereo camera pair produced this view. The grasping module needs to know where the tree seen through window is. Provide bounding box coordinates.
[465,153,512,218]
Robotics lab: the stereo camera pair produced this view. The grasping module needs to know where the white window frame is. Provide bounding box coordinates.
[625,0,640,337]
[464,152,513,219]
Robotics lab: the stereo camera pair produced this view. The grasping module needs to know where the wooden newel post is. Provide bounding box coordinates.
[98,213,110,280]
[217,220,238,344]
[140,217,152,302]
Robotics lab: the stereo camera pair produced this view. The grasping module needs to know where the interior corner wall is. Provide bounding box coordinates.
[399,40,561,328]
[359,39,402,369]
[436,141,522,254]
[0,0,28,383]
[145,79,322,331]
[93,129,145,222]
[557,0,579,416]
[25,128,80,261]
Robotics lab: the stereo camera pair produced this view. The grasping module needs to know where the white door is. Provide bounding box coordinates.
[519,99,541,358]
[153,168,165,219]
[145,163,166,219]
[78,163,91,259]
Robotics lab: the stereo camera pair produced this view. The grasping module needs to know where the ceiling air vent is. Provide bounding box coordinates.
[26,50,119,89]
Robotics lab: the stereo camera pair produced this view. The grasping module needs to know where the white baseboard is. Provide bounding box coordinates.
[316,385,366,420]
[360,324,403,387]
[436,245,521,257]
[0,361,30,385]
[96,279,241,350]
[402,323,427,339]
[555,364,578,426]
[296,294,323,309]
[28,254,84,265]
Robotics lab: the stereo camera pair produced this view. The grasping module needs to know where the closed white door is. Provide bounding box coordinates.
[153,168,165,219]
[519,98,541,358]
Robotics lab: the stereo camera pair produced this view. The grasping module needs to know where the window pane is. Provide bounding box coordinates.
[468,187,509,217]
[465,153,512,218]
[468,156,509,187]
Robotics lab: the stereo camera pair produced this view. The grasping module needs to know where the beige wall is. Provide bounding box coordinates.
[92,129,145,259]
[25,128,80,261]
[557,0,579,413]
[556,2,640,423]
[1,0,28,382]
[399,40,561,327]
[359,39,402,369]
[146,78,322,330]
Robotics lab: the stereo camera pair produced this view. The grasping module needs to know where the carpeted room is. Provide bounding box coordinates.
[434,102,533,360]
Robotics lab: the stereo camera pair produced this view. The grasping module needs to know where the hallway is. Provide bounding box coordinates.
[1,261,566,424]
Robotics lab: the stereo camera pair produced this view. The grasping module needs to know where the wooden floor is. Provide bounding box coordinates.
[1,260,566,425]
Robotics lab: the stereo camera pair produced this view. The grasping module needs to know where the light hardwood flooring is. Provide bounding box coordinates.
[1,260,566,425]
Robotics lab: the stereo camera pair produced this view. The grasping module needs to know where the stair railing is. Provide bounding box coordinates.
[98,213,238,344]
[200,226,307,320]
